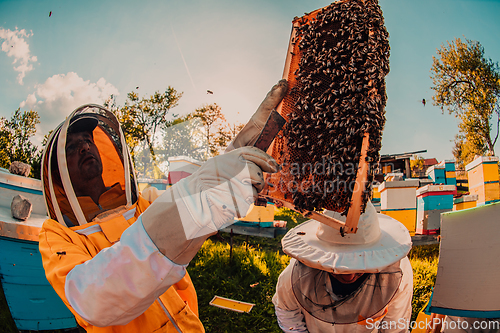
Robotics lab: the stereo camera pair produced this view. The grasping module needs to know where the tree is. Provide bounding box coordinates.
[106,87,183,178]
[410,155,425,178]
[452,133,485,169]
[220,122,245,150]
[191,103,238,156]
[431,37,500,166]
[0,108,41,178]
[106,93,243,177]
[160,116,208,161]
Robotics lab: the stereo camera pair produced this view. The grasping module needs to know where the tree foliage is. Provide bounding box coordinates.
[106,87,183,178]
[431,37,500,166]
[160,116,208,161]
[107,92,243,178]
[191,103,243,157]
[452,133,485,169]
[0,108,41,178]
[410,154,425,178]
[192,103,227,156]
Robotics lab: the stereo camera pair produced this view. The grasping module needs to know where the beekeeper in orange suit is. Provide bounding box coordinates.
[39,80,288,332]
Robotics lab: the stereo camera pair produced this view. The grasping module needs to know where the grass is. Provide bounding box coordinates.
[0,209,439,332]
[408,244,440,322]
[187,239,290,332]
[190,236,439,332]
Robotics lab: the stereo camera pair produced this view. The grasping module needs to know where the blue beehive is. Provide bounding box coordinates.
[426,165,446,185]
[0,237,77,330]
[0,169,77,331]
[444,160,457,186]
[416,184,455,235]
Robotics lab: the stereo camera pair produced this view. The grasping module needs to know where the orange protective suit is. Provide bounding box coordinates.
[39,105,204,332]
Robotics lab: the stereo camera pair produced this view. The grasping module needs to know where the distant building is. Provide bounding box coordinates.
[377,150,427,181]
[423,158,438,169]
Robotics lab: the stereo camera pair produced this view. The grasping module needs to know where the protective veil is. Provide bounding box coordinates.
[42,104,138,227]
[291,260,402,324]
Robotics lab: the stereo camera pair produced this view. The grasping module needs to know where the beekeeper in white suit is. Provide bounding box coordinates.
[273,201,414,333]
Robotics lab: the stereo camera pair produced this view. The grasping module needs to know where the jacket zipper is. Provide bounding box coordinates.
[158,297,182,333]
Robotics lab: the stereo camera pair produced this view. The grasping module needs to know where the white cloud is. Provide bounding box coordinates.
[0,27,38,85]
[21,72,119,139]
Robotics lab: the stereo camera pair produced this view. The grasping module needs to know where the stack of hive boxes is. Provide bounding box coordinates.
[453,194,478,211]
[465,156,500,206]
[379,179,419,236]
[371,182,381,213]
[416,184,455,235]
[443,160,457,186]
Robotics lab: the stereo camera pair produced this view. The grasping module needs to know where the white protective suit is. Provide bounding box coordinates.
[273,257,413,333]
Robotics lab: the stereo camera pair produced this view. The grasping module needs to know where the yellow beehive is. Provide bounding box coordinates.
[466,156,500,205]
[238,203,275,223]
[446,171,456,179]
[453,194,478,211]
[372,185,381,201]
[382,209,417,236]
[379,179,419,235]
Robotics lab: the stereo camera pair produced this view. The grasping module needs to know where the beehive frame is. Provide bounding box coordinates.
[261,0,389,233]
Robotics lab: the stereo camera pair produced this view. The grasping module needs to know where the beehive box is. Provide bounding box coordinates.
[416,184,455,235]
[263,0,390,232]
[238,203,276,224]
[453,194,478,211]
[379,179,419,235]
[426,165,446,185]
[466,156,500,206]
[371,181,381,212]
[443,160,457,186]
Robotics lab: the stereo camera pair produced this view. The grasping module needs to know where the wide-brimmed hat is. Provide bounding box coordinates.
[282,201,411,273]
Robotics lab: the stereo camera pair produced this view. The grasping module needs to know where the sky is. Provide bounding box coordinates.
[1,0,500,162]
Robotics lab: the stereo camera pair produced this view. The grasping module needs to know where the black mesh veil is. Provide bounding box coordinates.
[291,260,402,324]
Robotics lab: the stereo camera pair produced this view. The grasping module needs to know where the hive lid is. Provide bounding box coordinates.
[425,164,445,176]
[378,179,420,191]
[416,184,456,196]
[453,194,478,204]
[465,156,499,171]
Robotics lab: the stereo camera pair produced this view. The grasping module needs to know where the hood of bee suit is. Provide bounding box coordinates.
[41,104,139,227]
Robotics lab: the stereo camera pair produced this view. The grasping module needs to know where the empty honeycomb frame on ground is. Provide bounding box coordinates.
[261,0,389,233]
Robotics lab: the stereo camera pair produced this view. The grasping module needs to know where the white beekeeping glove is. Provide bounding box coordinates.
[141,146,278,264]
[226,79,288,152]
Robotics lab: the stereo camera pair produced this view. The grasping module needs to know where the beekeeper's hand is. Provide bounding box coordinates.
[226,79,288,152]
[141,146,279,265]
